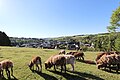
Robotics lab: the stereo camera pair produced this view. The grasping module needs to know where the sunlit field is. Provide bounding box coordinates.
[0,46,120,80]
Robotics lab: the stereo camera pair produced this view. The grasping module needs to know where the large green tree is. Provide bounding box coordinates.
[107,5,120,51]
[107,6,120,32]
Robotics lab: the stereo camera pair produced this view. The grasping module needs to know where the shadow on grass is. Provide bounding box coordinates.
[101,67,120,74]
[48,70,104,80]
[0,75,18,80]
[77,59,96,65]
[32,70,58,80]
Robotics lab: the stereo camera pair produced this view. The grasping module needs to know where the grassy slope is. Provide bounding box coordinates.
[0,46,120,80]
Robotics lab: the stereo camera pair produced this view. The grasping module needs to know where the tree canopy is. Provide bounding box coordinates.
[107,6,120,32]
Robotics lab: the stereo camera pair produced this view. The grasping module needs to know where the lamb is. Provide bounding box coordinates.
[0,60,13,78]
[28,56,42,72]
[45,55,66,73]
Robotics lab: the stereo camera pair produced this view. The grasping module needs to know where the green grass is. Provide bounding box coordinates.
[0,46,120,80]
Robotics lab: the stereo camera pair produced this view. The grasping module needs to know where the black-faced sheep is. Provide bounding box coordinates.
[0,60,13,78]
[28,56,42,72]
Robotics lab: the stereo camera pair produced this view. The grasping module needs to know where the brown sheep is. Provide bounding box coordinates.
[97,53,120,72]
[28,56,42,72]
[96,53,108,69]
[95,51,117,62]
[67,52,84,60]
[45,55,66,73]
[0,60,13,78]
[73,52,84,60]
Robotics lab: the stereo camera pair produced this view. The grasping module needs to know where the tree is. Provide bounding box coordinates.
[0,31,11,46]
[108,6,120,32]
[107,5,120,51]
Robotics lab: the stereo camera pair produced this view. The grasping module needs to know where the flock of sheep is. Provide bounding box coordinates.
[96,51,120,73]
[0,50,120,79]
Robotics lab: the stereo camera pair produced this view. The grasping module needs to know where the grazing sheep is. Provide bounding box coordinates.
[96,53,109,69]
[0,60,13,78]
[28,56,42,72]
[59,50,66,55]
[45,55,66,73]
[96,53,120,72]
[74,52,84,60]
[44,55,55,69]
[95,51,117,62]
[67,51,84,60]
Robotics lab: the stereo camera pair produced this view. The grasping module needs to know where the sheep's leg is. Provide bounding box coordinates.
[32,65,34,70]
[54,65,56,71]
[61,65,63,73]
[82,56,84,61]
[11,67,13,76]
[40,64,42,72]
[116,64,119,73]
[36,64,39,71]
[1,70,3,77]
[0,70,3,77]
[71,64,74,71]
[6,68,10,79]
[5,69,8,77]
[64,64,66,73]
[108,64,111,71]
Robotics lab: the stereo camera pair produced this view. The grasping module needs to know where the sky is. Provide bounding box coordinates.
[0,0,120,38]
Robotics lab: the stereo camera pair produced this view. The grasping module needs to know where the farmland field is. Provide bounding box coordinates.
[0,46,120,80]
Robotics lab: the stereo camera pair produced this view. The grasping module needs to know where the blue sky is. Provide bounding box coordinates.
[0,0,120,38]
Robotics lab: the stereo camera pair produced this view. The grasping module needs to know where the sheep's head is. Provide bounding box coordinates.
[28,61,34,69]
[45,62,52,69]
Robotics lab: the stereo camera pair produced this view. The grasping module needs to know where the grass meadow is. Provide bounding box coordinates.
[0,46,120,80]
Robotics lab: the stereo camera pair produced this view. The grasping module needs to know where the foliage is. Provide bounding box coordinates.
[108,6,120,33]
[0,31,11,46]
[110,6,120,27]
[115,33,120,51]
